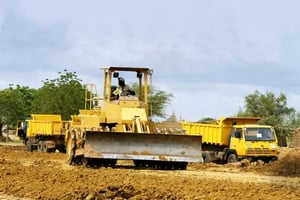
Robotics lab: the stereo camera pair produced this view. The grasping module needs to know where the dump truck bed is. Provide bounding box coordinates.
[26,114,64,137]
[182,117,261,146]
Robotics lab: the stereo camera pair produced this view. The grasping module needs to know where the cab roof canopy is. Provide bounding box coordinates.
[102,66,152,73]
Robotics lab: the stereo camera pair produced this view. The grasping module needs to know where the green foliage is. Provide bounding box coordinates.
[287,112,300,128]
[31,69,85,120]
[131,83,173,119]
[197,117,216,123]
[0,87,26,133]
[150,90,173,118]
[238,90,295,120]
[250,91,292,117]
[14,85,37,118]
[238,90,296,142]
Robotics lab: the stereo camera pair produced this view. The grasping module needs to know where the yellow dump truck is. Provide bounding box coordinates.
[182,117,279,163]
[23,114,68,153]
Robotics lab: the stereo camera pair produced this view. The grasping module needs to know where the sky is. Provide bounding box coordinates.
[1,0,300,121]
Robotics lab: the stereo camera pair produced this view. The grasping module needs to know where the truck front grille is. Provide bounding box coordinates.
[247,148,274,155]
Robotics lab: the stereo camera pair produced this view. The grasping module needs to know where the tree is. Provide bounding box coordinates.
[131,83,173,119]
[149,89,173,119]
[287,112,300,128]
[238,90,296,144]
[14,85,37,118]
[238,90,295,123]
[197,117,216,123]
[0,87,25,134]
[31,70,85,120]
[238,90,295,119]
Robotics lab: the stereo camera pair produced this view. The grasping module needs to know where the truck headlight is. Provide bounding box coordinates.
[270,143,276,149]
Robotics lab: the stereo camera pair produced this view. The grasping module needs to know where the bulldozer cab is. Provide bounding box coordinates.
[102,67,152,115]
[83,67,154,133]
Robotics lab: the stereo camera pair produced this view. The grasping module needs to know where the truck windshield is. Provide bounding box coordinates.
[244,128,275,141]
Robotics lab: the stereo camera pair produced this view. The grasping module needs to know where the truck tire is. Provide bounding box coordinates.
[227,153,237,163]
[58,146,66,153]
[42,143,49,153]
[38,141,44,152]
[25,140,33,152]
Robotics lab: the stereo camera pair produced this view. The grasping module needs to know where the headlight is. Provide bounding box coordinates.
[270,143,277,149]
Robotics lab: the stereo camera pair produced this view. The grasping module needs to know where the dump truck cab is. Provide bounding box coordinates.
[16,120,26,140]
[229,124,279,162]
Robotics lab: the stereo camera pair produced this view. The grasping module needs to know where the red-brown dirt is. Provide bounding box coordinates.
[0,144,299,200]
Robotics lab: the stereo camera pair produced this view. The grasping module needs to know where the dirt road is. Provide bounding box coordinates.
[0,144,299,200]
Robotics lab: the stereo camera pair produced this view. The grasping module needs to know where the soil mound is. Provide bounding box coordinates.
[238,147,300,177]
[263,147,300,176]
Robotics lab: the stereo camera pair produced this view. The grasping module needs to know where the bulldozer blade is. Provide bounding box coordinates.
[82,131,203,163]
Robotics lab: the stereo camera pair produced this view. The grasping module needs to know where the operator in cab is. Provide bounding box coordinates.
[112,77,135,99]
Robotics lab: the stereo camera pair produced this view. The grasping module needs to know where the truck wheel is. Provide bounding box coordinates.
[42,143,49,153]
[25,140,33,152]
[38,141,44,152]
[227,154,238,163]
[59,146,66,153]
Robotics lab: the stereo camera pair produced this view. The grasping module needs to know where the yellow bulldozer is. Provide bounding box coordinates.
[65,67,203,169]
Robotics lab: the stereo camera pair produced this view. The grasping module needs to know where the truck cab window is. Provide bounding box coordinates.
[235,128,242,138]
[245,128,275,141]
[231,128,242,138]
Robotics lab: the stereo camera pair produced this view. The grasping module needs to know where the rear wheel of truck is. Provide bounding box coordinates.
[38,141,44,152]
[42,143,49,153]
[58,146,66,153]
[25,140,33,152]
[227,154,238,163]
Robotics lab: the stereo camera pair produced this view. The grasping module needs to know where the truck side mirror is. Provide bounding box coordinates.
[235,131,241,138]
